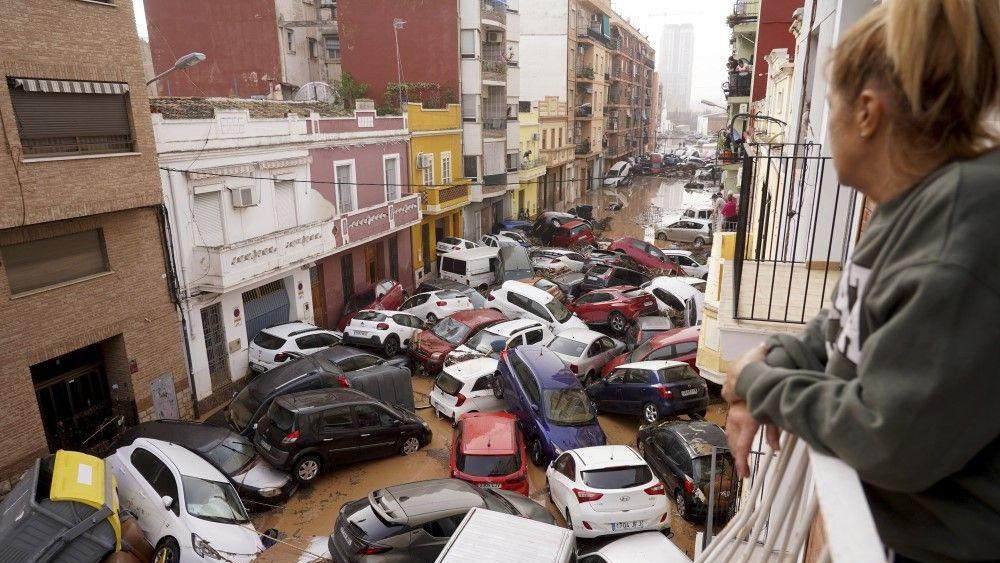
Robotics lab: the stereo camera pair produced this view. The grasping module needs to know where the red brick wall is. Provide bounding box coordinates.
[752,0,803,102]
[144,0,282,98]
[339,0,459,107]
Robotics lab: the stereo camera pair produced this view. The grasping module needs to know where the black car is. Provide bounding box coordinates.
[227,345,414,435]
[636,420,737,522]
[115,420,296,510]
[579,264,651,294]
[254,388,432,483]
[416,278,486,308]
[581,247,640,270]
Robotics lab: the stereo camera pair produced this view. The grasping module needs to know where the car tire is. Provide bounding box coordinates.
[693,237,706,249]
[675,490,692,521]
[491,372,505,399]
[400,436,421,455]
[608,311,628,334]
[529,438,545,467]
[642,402,660,424]
[383,335,400,357]
[292,455,322,484]
[656,231,667,241]
[153,537,180,563]
[696,408,708,418]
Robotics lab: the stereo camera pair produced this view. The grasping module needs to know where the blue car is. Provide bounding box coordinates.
[495,218,533,234]
[586,360,708,424]
[492,345,607,466]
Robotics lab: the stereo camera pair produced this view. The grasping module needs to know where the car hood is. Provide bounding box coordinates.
[544,419,607,452]
[186,517,264,558]
[559,316,588,330]
[492,490,556,525]
[414,332,456,355]
[232,458,292,491]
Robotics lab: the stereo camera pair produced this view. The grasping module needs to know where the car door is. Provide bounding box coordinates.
[391,313,424,343]
[665,221,683,240]
[622,368,652,414]
[572,292,608,323]
[353,403,401,460]
[122,447,180,543]
[589,336,616,373]
[547,453,577,513]
[525,299,557,329]
[400,293,431,319]
[600,369,627,413]
[317,405,359,463]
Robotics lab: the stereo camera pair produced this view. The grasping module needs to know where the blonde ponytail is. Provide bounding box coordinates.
[831,0,1000,160]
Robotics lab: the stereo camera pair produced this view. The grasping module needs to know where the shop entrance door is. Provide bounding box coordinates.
[32,344,114,455]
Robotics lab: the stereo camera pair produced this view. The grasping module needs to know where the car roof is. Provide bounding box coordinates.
[533,247,575,255]
[261,322,321,338]
[375,479,485,524]
[459,413,518,455]
[124,420,236,453]
[486,318,544,336]
[444,246,500,260]
[655,421,729,456]
[661,249,693,257]
[616,360,688,371]
[648,276,699,299]
[513,346,579,389]
[635,316,675,329]
[501,280,555,303]
[275,388,370,411]
[649,325,700,346]
[449,308,507,326]
[443,357,500,380]
[571,445,644,469]
[592,531,689,561]
[552,328,604,344]
[561,219,588,229]
[247,356,329,398]
[685,218,712,226]
[133,438,228,481]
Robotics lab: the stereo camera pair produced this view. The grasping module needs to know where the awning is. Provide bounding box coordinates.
[8,78,129,95]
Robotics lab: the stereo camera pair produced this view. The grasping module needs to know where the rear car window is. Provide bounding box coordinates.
[441,237,462,245]
[581,465,653,489]
[657,365,699,383]
[266,402,296,432]
[457,453,521,477]
[570,224,589,236]
[435,372,464,396]
[549,336,586,357]
[253,332,286,350]
[693,454,735,484]
[587,265,610,277]
[354,311,386,322]
[438,289,463,300]
[442,257,467,276]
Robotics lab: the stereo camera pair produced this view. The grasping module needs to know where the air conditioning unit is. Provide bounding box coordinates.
[416,153,433,169]
[486,31,503,43]
[229,185,260,208]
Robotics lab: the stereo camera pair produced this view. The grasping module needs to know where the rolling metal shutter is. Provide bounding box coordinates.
[242,280,291,343]
[193,192,225,246]
[274,181,297,230]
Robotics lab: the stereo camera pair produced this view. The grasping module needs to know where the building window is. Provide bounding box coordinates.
[335,161,356,213]
[422,154,434,186]
[1,229,109,295]
[383,154,400,201]
[8,79,134,157]
[324,34,341,60]
[463,155,478,179]
[461,94,477,121]
[193,191,225,246]
[287,29,294,52]
[542,130,547,149]
[440,151,452,184]
[274,180,297,229]
[460,30,477,58]
[518,100,530,113]
[558,127,563,147]
[308,38,319,59]
[340,254,354,305]
[506,151,518,172]
[388,236,399,281]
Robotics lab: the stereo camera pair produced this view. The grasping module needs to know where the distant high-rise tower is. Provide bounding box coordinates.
[658,23,694,112]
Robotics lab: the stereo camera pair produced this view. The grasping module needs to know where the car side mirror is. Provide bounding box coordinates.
[252,422,258,430]
[531,404,539,414]
[392,419,402,427]
[161,495,173,509]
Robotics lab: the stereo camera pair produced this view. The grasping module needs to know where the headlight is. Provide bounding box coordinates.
[192,533,222,560]
[258,487,282,498]
[552,444,563,456]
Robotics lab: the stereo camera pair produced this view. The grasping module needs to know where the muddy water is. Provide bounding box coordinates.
[252,176,727,563]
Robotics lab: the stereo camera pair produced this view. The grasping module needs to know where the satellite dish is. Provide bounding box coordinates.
[293,82,339,104]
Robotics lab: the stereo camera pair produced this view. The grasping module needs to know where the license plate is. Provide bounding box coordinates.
[479,483,500,489]
[611,520,644,531]
[353,330,369,336]
[681,388,698,397]
[258,439,272,451]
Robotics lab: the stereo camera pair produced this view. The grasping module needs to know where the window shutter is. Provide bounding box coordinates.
[9,88,134,155]
[274,181,297,230]
[193,192,225,246]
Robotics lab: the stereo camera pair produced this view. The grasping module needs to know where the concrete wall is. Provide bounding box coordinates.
[520,0,569,103]
[751,0,803,102]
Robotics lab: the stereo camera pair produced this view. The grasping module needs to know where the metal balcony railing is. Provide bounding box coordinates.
[575,140,591,155]
[576,66,595,80]
[482,117,507,130]
[725,72,752,98]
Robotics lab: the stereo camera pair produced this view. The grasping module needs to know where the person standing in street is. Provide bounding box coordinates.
[722,1,1000,562]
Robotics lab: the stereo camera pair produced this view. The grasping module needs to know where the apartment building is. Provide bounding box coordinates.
[607,15,656,167]
[0,0,190,490]
[568,0,613,195]
[659,23,695,113]
[514,103,546,218]
[145,0,341,99]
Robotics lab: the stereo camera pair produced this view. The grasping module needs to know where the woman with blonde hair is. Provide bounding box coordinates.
[722,1,1000,562]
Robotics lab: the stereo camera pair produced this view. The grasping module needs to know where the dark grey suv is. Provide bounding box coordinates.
[330,479,554,562]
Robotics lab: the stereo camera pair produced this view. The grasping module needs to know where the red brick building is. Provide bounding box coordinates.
[751,0,803,102]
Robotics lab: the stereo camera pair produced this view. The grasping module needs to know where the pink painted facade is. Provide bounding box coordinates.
[309,115,418,328]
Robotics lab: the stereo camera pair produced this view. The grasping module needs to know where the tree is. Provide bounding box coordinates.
[331,72,368,111]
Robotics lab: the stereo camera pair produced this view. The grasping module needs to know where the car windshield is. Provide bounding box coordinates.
[266,402,296,432]
[457,452,521,477]
[543,389,596,426]
[463,328,506,354]
[228,387,260,431]
[252,332,286,350]
[204,434,257,475]
[693,454,735,484]
[431,317,472,345]
[182,476,250,524]
[441,237,462,245]
[581,465,653,489]
[647,245,666,260]
[630,339,656,362]
[435,371,464,396]
[549,336,586,357]
[658,364,699,382]
[545,300,572,323]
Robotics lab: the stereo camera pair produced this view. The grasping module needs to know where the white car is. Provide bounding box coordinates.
[107,438,264,563]
[661,249,708,279]
[546,328,624,384]
[445,319,553,365]
[482,231,529,248]
[488,280,587,333]
[577,531,690,563]
[642,277,704,326]
[546,445,669,539]
[429,357,506,424]
[248,322,340,373]
[530,248,588,273]
[604,160,632,187]
[399,289,474,322]
[655,218,713,248]
[342,309,425,356]
[437,236,480,255]
[673,276,707,292]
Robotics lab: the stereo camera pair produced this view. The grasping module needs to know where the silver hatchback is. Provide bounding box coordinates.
[656,218,713,248]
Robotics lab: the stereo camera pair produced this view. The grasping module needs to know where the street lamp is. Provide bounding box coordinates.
[392,19,406,111]
[146,52,206,85]
[700,99,726,110]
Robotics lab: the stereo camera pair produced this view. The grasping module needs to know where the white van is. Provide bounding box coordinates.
[435,507,575,563]
[439,246,500,289]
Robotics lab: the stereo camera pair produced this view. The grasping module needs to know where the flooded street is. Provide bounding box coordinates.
[252,175,727,562]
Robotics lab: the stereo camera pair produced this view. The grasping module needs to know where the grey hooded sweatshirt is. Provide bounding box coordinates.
[735,148,1000,563]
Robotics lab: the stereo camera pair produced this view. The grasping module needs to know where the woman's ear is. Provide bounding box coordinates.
[856,88,884,139]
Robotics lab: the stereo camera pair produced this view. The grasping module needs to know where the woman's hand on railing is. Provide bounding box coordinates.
[723,344,780,478]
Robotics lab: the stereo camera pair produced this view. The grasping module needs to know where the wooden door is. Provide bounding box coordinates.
[310,266,328,327]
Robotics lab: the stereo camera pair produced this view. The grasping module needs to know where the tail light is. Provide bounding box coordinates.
[573,488,603,503]
[569,364,579,374]
[282,430,300,444]
[655,385,673,400]
[644,482,665,496]
[659,513,669,523]
[452,246,461,250]
[274,353,288,362]
[337,375,351,388]
[436,301,447,306]
[683,477,695,493]
[582,521,593,530]
[487,293,495,301]
[455,393,467,407]
[358,545,391,555]
[376,323,390,330]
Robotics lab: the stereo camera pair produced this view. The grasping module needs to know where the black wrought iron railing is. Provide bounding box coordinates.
[724,72,752,97]
[732,143,861,323]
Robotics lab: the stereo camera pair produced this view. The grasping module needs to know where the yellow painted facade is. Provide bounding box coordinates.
[406,103,470,277]
[516,106,546,218]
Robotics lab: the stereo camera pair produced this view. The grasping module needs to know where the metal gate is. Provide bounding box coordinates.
[200,303,231,391]
[241,280,290,343]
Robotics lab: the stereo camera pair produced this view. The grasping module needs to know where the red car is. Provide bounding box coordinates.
[550,219,596,247]
[408,309,507,374]
[567,286,659,334]
[450,412,528,496]
[601,325,700,377]
[337,280,406,330]
[606,237,684,275]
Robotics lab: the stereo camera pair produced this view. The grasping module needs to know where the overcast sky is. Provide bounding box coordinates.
[134,0,728,110]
